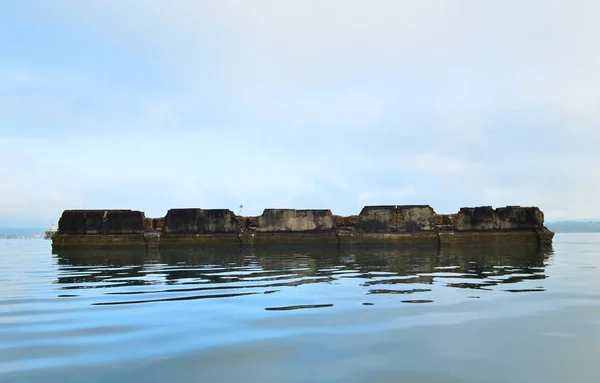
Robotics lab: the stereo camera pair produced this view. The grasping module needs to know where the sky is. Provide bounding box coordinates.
[1,0,599,227]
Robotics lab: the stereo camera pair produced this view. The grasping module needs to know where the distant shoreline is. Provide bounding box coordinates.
[546,222,600,233]
[0,228,45,239]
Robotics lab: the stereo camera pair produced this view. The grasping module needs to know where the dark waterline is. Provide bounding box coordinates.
[1,235,600,382]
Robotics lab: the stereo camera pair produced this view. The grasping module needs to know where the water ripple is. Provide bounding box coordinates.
[4,239,591,379]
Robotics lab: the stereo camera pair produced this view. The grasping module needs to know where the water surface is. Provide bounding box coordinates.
[1,234,600,382]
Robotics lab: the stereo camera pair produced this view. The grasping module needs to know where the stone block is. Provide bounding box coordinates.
[162,209,239,234]
[58,210,146,235]
[358,205,435,232]
[257,209,334,232]
[397,205,435,232]
[455,206,498,231]
[358,206,397,232]
[495,206,544,230]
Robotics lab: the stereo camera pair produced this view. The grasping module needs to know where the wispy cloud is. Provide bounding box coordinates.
[1,1,599,226]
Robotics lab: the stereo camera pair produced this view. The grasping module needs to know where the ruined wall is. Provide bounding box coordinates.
[454,206,498,231]
[357,205,435,233]
[358,206,396,232]
[144,217,165,230]
[432,213,458,226]
[256,209,334,232]
[454,206,544,231]
[58,210,146,235]
[144,218,153,231]
[53,204,553,247]
[334,215,359,230]
[56,206,546,235]
[153,217,165,230]
[161,209,239,234]
[397,205,435,232]
[237,216,259,232]
[495,206,543,230]
[161,209,198,234]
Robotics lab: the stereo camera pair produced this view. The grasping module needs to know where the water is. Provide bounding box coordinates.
[1,234,600,382]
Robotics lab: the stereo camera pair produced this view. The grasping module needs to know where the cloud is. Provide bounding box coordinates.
[1,1,600,225]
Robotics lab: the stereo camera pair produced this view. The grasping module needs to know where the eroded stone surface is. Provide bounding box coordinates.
[162,209,239,234]
[257,209,334,232]
[358,206,396,233]
[54,205,553,247]
[358,205,435,232]
[496,206,544,230]
[333,215,359,230]
[397,206,435,232]
[454,206,544,231]
[58,210,146,235]
[455,206,498,231]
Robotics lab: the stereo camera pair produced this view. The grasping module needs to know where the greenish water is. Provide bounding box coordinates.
[1,234,599,382]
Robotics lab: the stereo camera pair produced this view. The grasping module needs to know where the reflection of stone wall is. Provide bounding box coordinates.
[256,209,334,232]
[52,244,551,297]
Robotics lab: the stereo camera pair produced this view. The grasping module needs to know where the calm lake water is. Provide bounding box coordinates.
[1,234,600,382]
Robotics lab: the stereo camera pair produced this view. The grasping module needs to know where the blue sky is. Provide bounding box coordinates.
[1,0,599,227]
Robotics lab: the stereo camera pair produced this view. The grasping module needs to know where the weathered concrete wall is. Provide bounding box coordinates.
[162,209,239,234]
[52,205,554,247]
[256,209,334,232]
[496,206,543,230]
[397,205,435,232]
[537,227,554,243]
[52,234,149,247]
[455,206,498,231]
[200,209,239,233]
[158,234,241,246]
[339,232,439,246]
[358,206,396,232]
[454,206,544,231]
[161,209,198,234]
[58,210,146,235]
[358,205,435,233]
[252,232,339,246]
[439,231,541,245]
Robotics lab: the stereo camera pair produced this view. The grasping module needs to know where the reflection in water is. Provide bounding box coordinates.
[8,236,600,383]
[52,244,552,309]
[265,304,334,311]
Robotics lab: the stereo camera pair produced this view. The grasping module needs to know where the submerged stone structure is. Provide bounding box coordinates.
[51,205,554,249]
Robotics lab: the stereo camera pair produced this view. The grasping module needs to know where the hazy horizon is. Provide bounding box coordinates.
[2,1,599,227]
